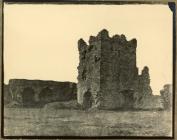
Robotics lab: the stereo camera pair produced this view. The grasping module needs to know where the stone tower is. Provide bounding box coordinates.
[77,29,152,109]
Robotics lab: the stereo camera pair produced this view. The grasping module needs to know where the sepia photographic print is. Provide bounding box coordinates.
[1,0,176,139]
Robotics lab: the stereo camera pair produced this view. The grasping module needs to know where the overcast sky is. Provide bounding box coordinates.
[4,4,172,95]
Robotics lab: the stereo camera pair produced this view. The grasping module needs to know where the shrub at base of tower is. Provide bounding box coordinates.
[160,84,172,110]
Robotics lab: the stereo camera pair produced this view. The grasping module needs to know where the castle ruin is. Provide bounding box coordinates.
[77,29,152,109]
[6,79,77,107]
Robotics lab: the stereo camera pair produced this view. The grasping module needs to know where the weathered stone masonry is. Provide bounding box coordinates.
[7,79,77,106]
[77,29,152,109]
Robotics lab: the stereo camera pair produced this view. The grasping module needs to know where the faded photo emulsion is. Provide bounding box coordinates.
[3,3,173,137]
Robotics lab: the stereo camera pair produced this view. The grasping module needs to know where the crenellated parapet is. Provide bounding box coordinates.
[77,29,152,110]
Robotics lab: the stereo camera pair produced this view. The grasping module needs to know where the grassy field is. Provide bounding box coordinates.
[4,108,172,136]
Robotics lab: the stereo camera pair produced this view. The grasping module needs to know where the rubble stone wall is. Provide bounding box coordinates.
[7,79,77,106]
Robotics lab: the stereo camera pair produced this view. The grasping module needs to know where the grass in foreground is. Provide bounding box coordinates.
[4,108,172,136]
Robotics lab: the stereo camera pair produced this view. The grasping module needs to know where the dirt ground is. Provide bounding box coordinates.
[4,108,172,136]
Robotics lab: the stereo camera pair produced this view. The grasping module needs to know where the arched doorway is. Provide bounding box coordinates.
[21,87,35,106]
[39,87,53,103]
[121,89,134,109]
[83,90,92,109]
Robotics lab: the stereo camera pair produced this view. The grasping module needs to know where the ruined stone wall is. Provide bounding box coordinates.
[77,29,152,109]
[7,79,77,106]
[4,84,12,105]
[133,66,153,108]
